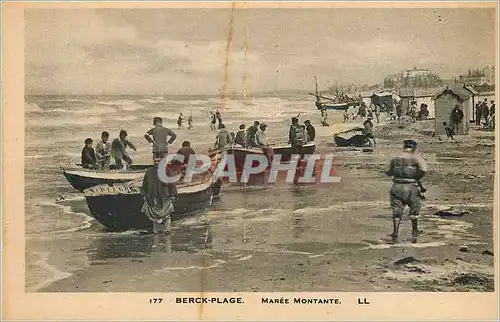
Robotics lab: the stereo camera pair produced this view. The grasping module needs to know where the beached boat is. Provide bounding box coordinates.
[272,142,316,160]
[61,164,151,192]
[333,128,373,151]
[83,171,222,231]
[62,150,221,192]
[209,142,316,168]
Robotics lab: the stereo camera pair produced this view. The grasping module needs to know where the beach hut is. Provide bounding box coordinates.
[463,85,479,122]
[399,87,415,114]
[434,86,471,135]
[370,91,400,111]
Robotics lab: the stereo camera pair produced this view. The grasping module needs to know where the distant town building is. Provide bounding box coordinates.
[384,67,442,89]
[459,67,495,86]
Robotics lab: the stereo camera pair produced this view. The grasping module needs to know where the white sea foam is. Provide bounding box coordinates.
[96,99,145,111]
[25,102,43,112]
[154,259,227,272]
[27,251,73,292]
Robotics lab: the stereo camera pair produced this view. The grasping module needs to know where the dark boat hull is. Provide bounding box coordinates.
[272,143,316,161]
[333,134,370,147]
[84,180,218,231]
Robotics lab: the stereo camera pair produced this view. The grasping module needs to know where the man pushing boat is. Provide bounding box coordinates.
[141,154,180,234]
[144,117,177,161]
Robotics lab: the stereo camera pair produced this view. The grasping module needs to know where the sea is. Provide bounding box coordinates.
[24,94,353,291]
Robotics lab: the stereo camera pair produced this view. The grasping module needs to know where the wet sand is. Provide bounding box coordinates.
[40,118,495,292]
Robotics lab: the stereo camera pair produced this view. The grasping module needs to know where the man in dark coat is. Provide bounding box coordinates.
[304,120,316,141]
[450,105,464,135]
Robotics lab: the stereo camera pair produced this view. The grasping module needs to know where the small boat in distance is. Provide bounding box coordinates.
[310,76,358,111]
[83,171,222,231]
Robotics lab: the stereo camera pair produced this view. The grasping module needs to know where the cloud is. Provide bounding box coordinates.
[25,8,496,95]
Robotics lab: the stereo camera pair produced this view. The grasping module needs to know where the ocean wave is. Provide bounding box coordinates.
[26,116,105,128]
[139,98,166,104]
[96,99,145,111]
[27,251,73,292]
[25,102,43,112]
[50,106,118,115]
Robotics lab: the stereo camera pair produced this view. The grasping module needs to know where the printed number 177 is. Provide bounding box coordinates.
[149,298,163,304]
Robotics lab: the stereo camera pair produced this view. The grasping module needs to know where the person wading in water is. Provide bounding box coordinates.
[141,155,180,234]
[385,139,428,243]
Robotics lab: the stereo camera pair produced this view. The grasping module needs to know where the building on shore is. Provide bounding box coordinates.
[434,86,472,135]
[458,67,495,86]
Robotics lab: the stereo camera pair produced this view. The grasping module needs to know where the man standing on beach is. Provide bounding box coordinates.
[144,117,177,161]
[450,105,464,134]
[289,117,306,158]
[385,139,427,243]
[475,102,483,126]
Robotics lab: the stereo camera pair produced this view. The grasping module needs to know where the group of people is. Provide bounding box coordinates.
[177,113,194,129]
[81,130,137,170]
[213,117,316,153]
[343,102,383,124]
[475,98,495,129]
[81,116,192,170]
[210,110,223,131]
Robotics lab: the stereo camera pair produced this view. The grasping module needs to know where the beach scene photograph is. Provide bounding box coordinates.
[23,6,497,293]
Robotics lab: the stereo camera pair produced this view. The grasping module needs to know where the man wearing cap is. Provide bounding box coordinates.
[385,139,428,242]
[289,117,306,157]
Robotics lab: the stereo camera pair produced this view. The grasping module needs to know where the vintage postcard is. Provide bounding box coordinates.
[2,1,499,320]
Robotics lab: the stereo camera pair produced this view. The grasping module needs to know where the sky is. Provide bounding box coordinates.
[25,8,497,95]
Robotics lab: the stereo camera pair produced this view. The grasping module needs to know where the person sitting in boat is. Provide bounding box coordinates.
[210,112,217,131]
[176,140,196,166]
[255,123,273,163]
[81,138,98,169]
[95,131,111,171]
[111,130,137,170]
[144,117,177,161]
[246,121,260,148]
[214,124,232,149]
[304,120,316,141]
[141,155,179,235]
[234,124,247,147]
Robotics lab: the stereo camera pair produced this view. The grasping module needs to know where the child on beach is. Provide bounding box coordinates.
[443,121,455,141]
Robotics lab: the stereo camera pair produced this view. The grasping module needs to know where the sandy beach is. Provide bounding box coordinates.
[35,113,495,293]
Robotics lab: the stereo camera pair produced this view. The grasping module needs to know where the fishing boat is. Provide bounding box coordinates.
[62,149,221,192]
[83,171,222,231]
[333,127,373,151]
[310,76,358,111]
[271,141,317,161]
[61,164,151,192]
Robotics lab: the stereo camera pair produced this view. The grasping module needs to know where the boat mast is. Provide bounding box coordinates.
[243,24,249,102]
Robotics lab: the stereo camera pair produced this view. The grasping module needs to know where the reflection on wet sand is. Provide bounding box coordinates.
[88,221,213,261]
